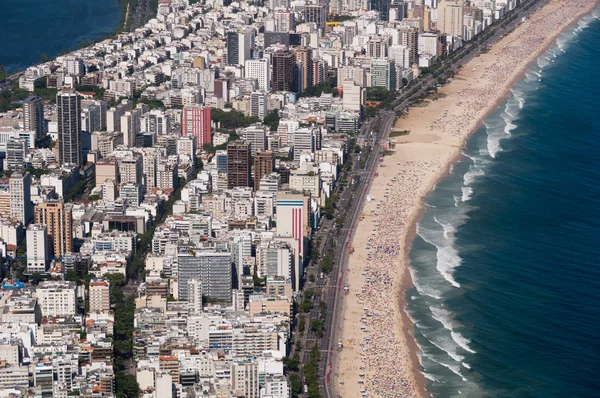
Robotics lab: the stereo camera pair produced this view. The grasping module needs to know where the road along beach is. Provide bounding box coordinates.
[333,1,598,397]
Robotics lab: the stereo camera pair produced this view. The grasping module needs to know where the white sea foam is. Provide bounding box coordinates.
[423,372,439,382]
[416,224,461,288]
[463,164,485,185]
[434,216,456,239]
[428,356,468,381]
[430,306,477,356]
[428,335,464,362]
[430,306,454,331]
[462,363,471,369]
[461,187,473,202]
[451,331,477,354]
[407,262,443,299]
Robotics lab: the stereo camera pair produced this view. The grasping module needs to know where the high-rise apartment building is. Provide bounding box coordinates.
[36,281,77,317]
[293,47,314,92]
[438,0,465,37]
[89,279,111,312]
[182,106,211,147]
[118,155,143,186]
[5,138,26,171]
[371,58,397,91]
[177,251,232,301]
[249,92,269,120]
[10,171,33,225]
[253,152,275,192]
[34,201,73,258]
[303,4,327,33]
[399,27,419,67]
[244,59,270,91]
[57,91,81,166]
[227,28,255,66]
[370,0,391,20]
[271,49,294,92]
[26,224,49,274]
[121,109,141,147]
[23,96,44,139]
[227,141,251,189]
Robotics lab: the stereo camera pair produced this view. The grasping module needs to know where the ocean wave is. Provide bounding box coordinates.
[408,263,443,299]
[462,362,471,369]
[451,331,477,354]
[427,355,468,382]
[416,225,462,288]
[427,334,465,362]
[430,306,477,356]
[423,372,439,382]
[434,216,456,239]
[463,164,485,185]
[461,187,473,202]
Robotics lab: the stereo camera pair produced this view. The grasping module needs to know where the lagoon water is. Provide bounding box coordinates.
[0,0,121,72]
[406,9,600,398]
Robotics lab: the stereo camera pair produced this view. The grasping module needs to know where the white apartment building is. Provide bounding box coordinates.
[36,281,77,317]
[26,224,49,274]
[245,59,270,91]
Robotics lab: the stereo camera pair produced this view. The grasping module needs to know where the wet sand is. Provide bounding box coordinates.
[333,1,598,397]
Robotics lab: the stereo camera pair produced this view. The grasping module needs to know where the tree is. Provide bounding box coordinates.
[282,356,300,372]
[263,110,281,131]
[320,255,333,274]
[115,373,140,398]
[310,320,324,337]
[289,373,303,397]
[88,194,101,201]
[0,65,8,82]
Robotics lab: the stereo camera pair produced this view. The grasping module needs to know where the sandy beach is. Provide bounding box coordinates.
[333,1,598,397]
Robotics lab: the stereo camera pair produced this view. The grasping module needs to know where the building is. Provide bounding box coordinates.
[156,162,179,189]
[398,27,419,67]
[254,152,274,192]
[57,91,81,166]
[342,82,365,112]
[370,0,391,20]
[231,360,259,398]
[276,193,310,288]
[177,251,232,301]
[121,109,141,147]
[438,0,465,37]
[182,106,211,147]
[303,4,327,33]
[89,278,110,312]
[5,138,26,171]
[245,59,270,91]
[23,96,44,139]
[419,32,440,57]
[244,124,268,154]
[119,155,143,186]
[227,28,255,66]
[10,171,33,225]
[250,91,269,119]
[26,224,49,274]
[36,281,77,317]
[271,49,294,92]
[292,128,315,163]
[371,58,396,91]
[227,141,251,189]
[293,47,313,92]
[34,201,73,258]
[96,161,119,189]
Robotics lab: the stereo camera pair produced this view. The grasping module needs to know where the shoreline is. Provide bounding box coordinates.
[334,1,599,397]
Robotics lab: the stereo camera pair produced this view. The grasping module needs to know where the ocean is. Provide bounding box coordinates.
[0,0,121,73]
[406,7,600,398]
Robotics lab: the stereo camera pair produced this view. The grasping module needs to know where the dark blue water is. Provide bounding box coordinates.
[407,9,600,398]
[0,0,121,72]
